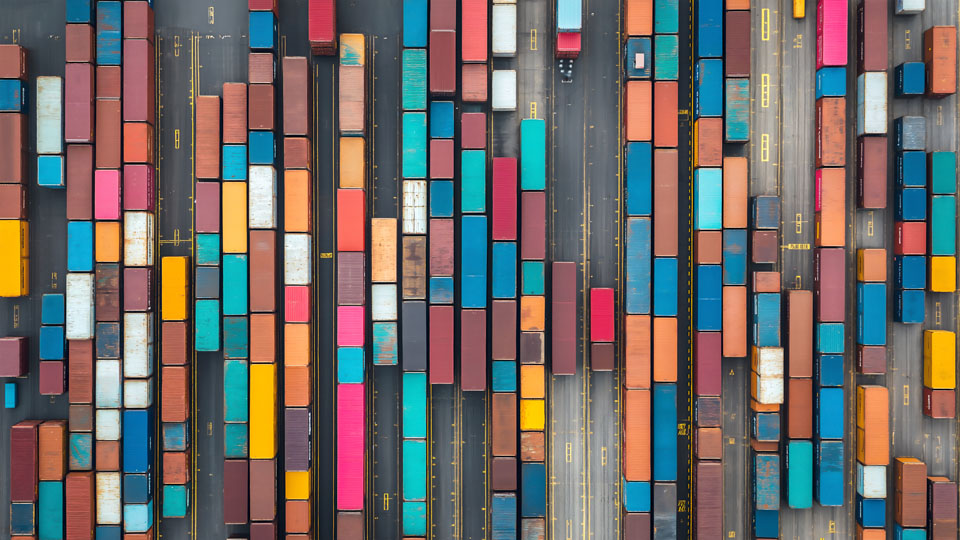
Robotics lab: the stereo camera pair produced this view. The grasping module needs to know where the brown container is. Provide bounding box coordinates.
[10,421,40,502]
[722,286,747,357]
[723,157,748,228]
[520,431,545,462]
[402,236,427,299]
[725,11,750,76]
[895,457,927,494]
[491,457,517,491]
[65,471,94,540]
[623,512,651,540]
[695,427,722,460]
[283,57,310,136]
[923,387,956,419]
[161,365,188,422]
[623,389,651,481]
[653,149,678,256]
[38,420,67,481]
[123,122,155,165]
[95,440,119,471]
[520,332,544,365]
[161,322,188,365]
[250,459,277,522]
[895,490,927,528]
[857,248,886,282]
[163,451,188,484]
[195,95,220,178]
[694,118,722,167]
[429,218,454,275]
[284,137,312,170]
[337,512,363,540]
[284,170,313,232]
[857,345,886,374]
[250,83,277,130]
[816,97,846,167]
[858,136,887,209]
[69,405,93,433]
[625,0,652,36]
[431,0,456,29]
[815,248,845,322]
[815,167,845,247]
[95,264,121,322]
[65,24,95,63]
[222,83,248,144]
[284,365,311,407]
[122,40,155,125]
[521,191,546,260]
[924,26,957,98]
[695,461,723,539]
[0,44,27,80]
[927,476,958,519]
[461,63,488,102]
[492,393,518,456]
[625,80,651,141]
[251,521,278,540]
[338,65,365,133]
[694,231,722,265]
[522,518,546,540]
[249,52,275,84]
[653,82,678,147]
[492,300,517,361]
[96,66,121,99]
[250,314,277,363]
[0,113,26,183]
[591,342,615,371]
[124,1,155,40]
[787,290,813,378]
[95,99,121,169]
[624,315,650,389]
[429,31,456,95]
[250,230,277,312]
[786,378,812,439]
[223,459,249,524]
[856,0,887,72]
[461,309,487,390]
[67,340,94,404]
[752,230,778,264]
[338,252,365,306]
[695,396,722,427]
[285,499,310,533]
[66,144,93,219]
[856,386,889,464]
[753,271,780,293]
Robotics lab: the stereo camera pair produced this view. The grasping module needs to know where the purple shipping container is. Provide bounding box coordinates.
[123,164,155,211]
[695,332,721,396]
[337,252,365,306]
[623,512,651,540]
[64,63,94,143]
[195,182,220,233]
[927,477,958,539]
[461,309,487,391]
[123,267,153,311]
[39,361,65,395]
[284,408,310,471]
[521,191,546,260]
[815,248,845,322]
[123,39,156,124]
[552,262,577,375]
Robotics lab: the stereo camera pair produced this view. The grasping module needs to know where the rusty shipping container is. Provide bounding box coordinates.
[95,99,121,169]
[95,264,120,322]
[249,230,277,312]
[222,82,247,144]
[787,377,813,439]
[492,392,517,456]
[195,96,220,179]
[38,420,67,481]
[623,389,651,481]
[927,477,958,538]
[249,52,275,84]
[787,290,813,377]
[65,471,94,540]
[161,365,189,423]
[284,137,311,170]
[402,236,427,299]
[857,136,886,208]
[857,0,887,72]
[338,65,365,134]
[65,63,94,143]
[162,322,188,366]
[694,117,722,167]
[429,219,454,276]
[924,26,957,98]
[68,340,93,404]
[283,56,310,136]
[816,97,846,167]
[10,420,40,502]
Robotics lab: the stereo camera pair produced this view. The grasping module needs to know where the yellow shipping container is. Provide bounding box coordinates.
[370,218,397,282]
[519,398,545,431]
[339,137,365,188]
[0,220,28,297]
[161,256,189,321]
[339,33,366,65]
[249,363,277,458]
[520,296,545,331]
[520,365,545,399]
[222,182,248,253]
[285,470,311,500]
[929,256,956,292]
[95,221,121,263]
[924,330,956,389]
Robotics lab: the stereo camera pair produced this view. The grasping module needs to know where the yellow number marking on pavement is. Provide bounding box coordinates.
[903,385,910,405]
[761,9,770,41]
[208,7,215,24]
[565,442,572,463]
[760,134,770,162]
[12,305,19,328]
[530,102,538,119]
[793,34,802,48]
[905,29,911,49]
[530,29,538,50]
[601,446,607,466]
[175,129,181,149]
[866,211,874,236]
[760,74,770,108]
[383,493,390,511]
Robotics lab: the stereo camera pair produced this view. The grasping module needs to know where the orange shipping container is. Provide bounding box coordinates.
[339,137,365,188]
[163,451,189,484]
[726,0,750,8]
[625,315,651,389]
[195,95,220,178]
[371,218,398,282]
[520,365,545,398]
[625,0,652,36]
[96,440,120,471]
[284,323,310,366]
[161,365,189,422]
[654,149,679,257]
[123,122,155,165]
[722,286,747,357]
[625,81,651,142]
[38,420,67,481]
[694,118,722,167]
[924,26,957,98]
[520,432,545,462]
[222,82,247,144]
[284,365,311,407]
[856,385,889,465]
[652,317,677,382]
[857,249,887,282]
[337,189,365,251]
[520,296,546,331]
[787,290,813,378]
[250,314,277,363]
[284,170,313,232]
[622,389,651,481]
[653,82,678,147]
[815,168,845,247]
[95,221,121,263]
[723,157,748,228]
[815,97,846,167]
[222,182,248,253]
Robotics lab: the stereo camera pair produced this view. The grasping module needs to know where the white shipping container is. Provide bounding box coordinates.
[285,234,312,285]
[124,378,154,408]
[123,312,154,378]
[492,5,517,57]
[95,409,121,441]
[895,0,924,14]
[753,374,783,404]
[402,180,427,235]
[96,472,122,525]
[857,72,887,136]
[124,212,155,267]
[95,359,122,408]
[248,165,278,229]
[752,346,784,377]
[856,463,887,498]
[65,272,95,340]
[492,70,517,111]
[36,76,63,154]
[371,283,398,321]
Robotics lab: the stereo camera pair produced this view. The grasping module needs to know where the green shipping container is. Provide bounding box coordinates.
[223,360,249,423]
[38,481,63,540]
[786,440,813,509]
[223,316,249,359]
[222,255,248,316]
[522,261,545,295]
[195,299,220,351]
[402,372,427,438]
[402,439,427,501]
[521,119,546,190]
[929,151,957,194]
[402,49,427,111]
[224,423,249,458]
[655,0,679,33]
[930,195,956,256]
[196,234,220,266]
[654,35,679,80]
[461,150,487,213]
[725,78,750,142]
[402,112,427,179]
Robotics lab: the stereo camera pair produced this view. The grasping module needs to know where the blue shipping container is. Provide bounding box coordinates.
[96,525,121,540]
[725,78,750,142]
[930,195,957,255]
[248,12,277,50]
[816,67,847,99]
[402,372,427,438]
[69,432,93,470]
[222,255,249,315]
[696,265,722,332]
[403,0,428,47]
[694,168,722,229]
[429,276,454,304]
[897,151,927,187]
[653,384,678,481]
[162,423,188,452]
[402,439,427,501]
[11,502,34,535]
[722,229,748,285]
[223,360,249,423]
[894,525,928,540]
[430,101,454,139]
[653,258,678,316]
[221,145,247,180]
[895,116,926,151]
[67,221,94,272]
[896,289,925,324]
[625,218,652,314]
[41,294,65,325]
[896,62,925,97]
[491,361,517,392]
[0,80,26,112]
[856,494,885,527]
[625,142,652,216]
[521,462,547,517]
[96,1,122,65]
[857,283,887,346]
[929,151,957,194]
[5,381,16,408]
[491,493,518,540]
[39,326,65,360]
[223,317,249,359]
[196,234,220,266]
[122,409,152,473]
[896,187,927,221]
[492,242,517,299]
[95,322,120,359]
[752,412,780,441]
[403,502,427,536]
[248,131,275,165]
[373,322,399,365]
[816,387,845,440]
[557,0,582,31]
[624,38,652,79]
[816,355,845,387]
[38,481,63,540]
[753,453,780,510]
[695,59,723,118]
[753,196,781,229]
[430,180,454,217]
[123,473,151,504]
[754,509,779,538]
[338,347,365,383]
[38,155,65,188]
[622,480,651,512]
[817,323,844,354]
[895,255,926,289]
[67,0,93,23]
[696,0,723,58]
[461,216,487,308]
[123,500,154,532]
[224,423,248,458]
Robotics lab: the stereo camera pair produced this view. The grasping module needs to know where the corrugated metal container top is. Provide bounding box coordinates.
[787,440,814,509]
[857,72,887,136]
[858,136,886,208]
[283,57,310,135]
[557,0,583,31]
[725,11,750,76]
[694,168,722,229]
[624,38,651,79]
[625,218,651,314]
[816,97,846,167]
[696,461,723,537]
[430,30,457,95]
[339,65,365,135]
[816,168,845,246]
[753,453,780,510]
[857,283,886,346]
[492,158,518,240]
[123,39,155,124]
[857,0,887,72]
[402,49,427,111]
[696,0,723,57]
[0,44,28,79]
[725,78,750,142]
[626,142,651,216]
[309,0,336,48]
[0,113,27,183]
[816,248,845,322]
[96,1,122,65]
[816,67,847,99]
[625,0,651,35]
[695,59,723,118]
[925,26,957,97]
[37,76,63,154]
[461,0,488,61]
[64,64,93,143]
[654,35,679,80]
[817,0,848,68]
[895,115,926,151]
[787,290,813,377]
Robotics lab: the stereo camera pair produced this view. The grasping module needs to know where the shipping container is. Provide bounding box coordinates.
[461,216,488,308]
[626,218,652,313]
[725,11,750,76]
[697,0,722,57]
[96,2,121,65]
[817,0,848,68]
[552,262,577,375]
[0,112,26,183]
[123,40,156,124]
[309,0,337,53]
[857,0,887,72]
[815,248,845,322]
[492,158,518,240]
[927,477,958,538]
[195,95,220,179]
[858,136,887,208]
[0,43,28,79]
[37,76,62,154]
[625,0,652,36]
[857,283,886,346]
[725,78,750,142]
[66,273,95,340]
[429,31,457,96]
[557,0,582,31]
[462,0,488,61]
[857,72,887,136]
[492,70,517,111]
[696,461,723,537]
[896,116,926,151]
[924,26,957,98]
[95,99,120,168]
[816,98,846,167]
[65,63,94,143]
[283,56,310,135]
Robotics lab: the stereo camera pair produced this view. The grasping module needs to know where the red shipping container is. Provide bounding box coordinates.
[222,82,248,144]
[430,139,455,179]
[492,300,517,361]
[248,52,275,84]
[96,66,121,99]
[123,1,155,41]
[65,24,95,63]
[65,63,94,143]
[429,219,454,276]
[0,184,26,219]
[65,471,94,540]
[282,56,310,136]
[555,32,581,59]
[653,81,678,147]
[816,97,846,167]
[249,84,275,131]
[123,40,156,124]
[695,332,721,396]
[249,459,277,521]
[492,157,518,240]
[284,137,312,170]
[521,191,546,260]
[924,26,957,98]
[250,230,277,312]
[725,11,751,76]
[461,309,487,391]
[895,221,926,255]
[787,290,814,378]
[591,342,615,371]
[162,322,189,366]
[10,420,40,502]
[250,521,278,540]
[857,0,886,72]
[195,182,220,233]
[857,345,886,374]
[336,189,366,251]
[39,361,65,395]
[163,451,189,484]
[430,31,457,95]
[308,0,337,53]
[285,286,312,323]
[431,0,457,30]
[0,44,27,80]
[223,459,249,524]
[38,420,67,481]
[122,164,155,211]
[590,288,614,342]
[695,461,723,539]
[787,378,813,439]
[552,262,578,375]
[461,63,488,102]
[195,96,220,178]
[430,305,455,384]
[461,112,486,148]
[815,247,845,322]
[0,113,26,183]
[461,0,488,62]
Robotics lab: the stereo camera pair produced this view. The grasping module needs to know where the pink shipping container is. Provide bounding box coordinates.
[337,383,365,510]
[590,288,615,342]
[430,139,455,178]
[195,182,220,233]
[285,286,311,323]
[94,170,121,220]
[429,219,454,276]
[461,112,486,148]
[429,31,457,95]
[461,309,487,391]
[429,305,454,384]
[815,248,845,322]
[492,158,518,241]
[461,0,488,62]
[816,0,848,69]
[64,63,94,143]
[123,39,156,124]
[521,191,546,260]
[695,332,721,396]
[123,164,155,211]
[337,305,365,347]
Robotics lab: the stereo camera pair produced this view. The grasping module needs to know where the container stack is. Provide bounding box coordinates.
[926,476,958,539]
[9,421,39,536]
[308,0,336,55]
[785,290,814,510]
[160,255,190,521]
[336,32,367,538]
[893,457,927,538]
[922,330,956,418]
[893,120,928,325]
[926,150,957,305]
[854,386,888,535]
[37,72,64,189]
[724,3,749,144]
[0,43,28,297]
[856,0,888,212]
[556,0,581,59]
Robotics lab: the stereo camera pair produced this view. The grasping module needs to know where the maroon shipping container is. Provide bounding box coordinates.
[725,11,750,76]
[95,264,121,322]
[0,113,26,183]
[623,512,651,540]
[429,30,457,96]
[337,512,363,540]
[65,24,95,63]
[68,340,93,404]
[39,361,66,395]
[695,396,722,427]
[195,182,221,233]
[857,345,886,374]
[282,57,310,136]
[251,521,278,540]
[123,267,153,311]
[0,44,27,80]
[591,342,614,371]
[694,332,721,396]
[337,252,365,306]
[431,0,456,30]
[429,219,454,276]
[65,63,94,143]
[284,408,310,471]
[96,99,121,169]
[491,457,517,491]
[249,84,275,130]
[858,136,886,208]
[223,459,250,524]
[250,0,279,11]
[249,459,277,521]
[430,138,455,179]
[927,477,958,539]
[162,322,188,365]
[695,461,723,539]
[0,336,28,377]
[492,300,517,361]
[0,184,27,219]
[123,1,155,41]
[520,331,545,365]
[122,164,155,211]
[222,82,248,144]
[123,39,156,124]
[65,471,95,540]
[492,157,518,241]
[430,305,455,384]
[814,248,845,322]
[10,420,40,502]
[96,66,121,99]
[521,191,546,260]
[66,145,93,219]
[249,52,276,84]
[461,112,486,148]
[552,262,577,375]
[923,387,956,419]
[250,230,277,312]
[461,309,487,391]
[491,392,517,455]
[69,404,93,432]
[857,0,887,72]
[284,137,311,170]
[787,378,813,439]
[787,290,813,377]
[195,96,220,178]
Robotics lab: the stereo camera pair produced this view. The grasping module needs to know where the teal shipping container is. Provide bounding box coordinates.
[461,150,487,212]
[929,195,956,256]
[223,316,248,359]
[69,432,93,470]
[817,323,844,354]
[491,493,518,540]
[694,168,723,230]
[338,347,365,383]
[655,0,679,33]
[522,261,545,295]
[224,423,249,458]
[223,359,249,423]
[162,485,188,518]
[725,78,750,142]
[521,119,546,190]
[654,35,679,80]
[340,35,364,66]
[429,276,454,304]
[492,360,517,392]
[196,234,220,266]
[222,255,248,316]
[402,49,427,111]
[403,501,427,536]
[402,372,427,438]
[402,112,427,179]
[492,242,517,298]
[521,462,547,517]
[786,440,813,509]
[195,299,220,351]
[38,481,63,540]
[402,440,427,501]
[928,151,956,194]
[373,322,399,365]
